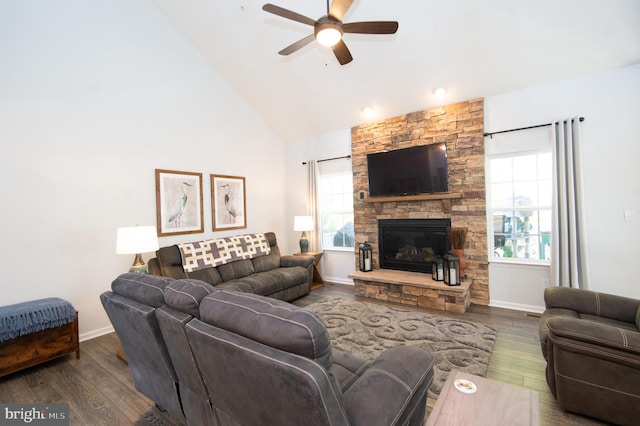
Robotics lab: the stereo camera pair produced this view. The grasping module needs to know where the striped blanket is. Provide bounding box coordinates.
[178,233,271,273]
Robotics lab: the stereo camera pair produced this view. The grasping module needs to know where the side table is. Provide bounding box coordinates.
[426,370,539,425]
[294,251,325,289]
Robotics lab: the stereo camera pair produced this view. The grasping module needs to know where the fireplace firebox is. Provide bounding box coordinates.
[378,219,451,273]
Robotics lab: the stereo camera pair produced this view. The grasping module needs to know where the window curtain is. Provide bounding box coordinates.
[307,160,321,252]
[550,117,590,289]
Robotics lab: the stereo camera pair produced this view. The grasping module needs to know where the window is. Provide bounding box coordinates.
[488,151,552,263]
[318,160,354,250]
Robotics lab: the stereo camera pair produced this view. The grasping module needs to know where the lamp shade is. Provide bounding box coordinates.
[293,216,314,232]
[116,226,159,254]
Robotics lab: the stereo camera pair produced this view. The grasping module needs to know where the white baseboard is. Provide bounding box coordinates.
[489,300,544,315]
[323,276,354,286]
[80,325,114,342]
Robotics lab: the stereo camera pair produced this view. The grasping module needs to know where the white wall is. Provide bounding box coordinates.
[485,63,640,307]
[0,0,288,339]
[285,129,356,284]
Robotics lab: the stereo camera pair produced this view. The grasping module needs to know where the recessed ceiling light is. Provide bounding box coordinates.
[433,87,448,97]
[362,106,375,116]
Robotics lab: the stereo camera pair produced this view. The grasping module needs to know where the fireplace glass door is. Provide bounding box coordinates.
[378,219,451,273]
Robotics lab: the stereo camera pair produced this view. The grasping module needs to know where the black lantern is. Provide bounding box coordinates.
[431,256,444,281]
[359,241,373,272]
[443,252,461,286]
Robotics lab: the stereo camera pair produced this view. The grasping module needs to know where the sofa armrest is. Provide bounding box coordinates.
[547,316,640,366]
[544,287,640,324]
[148,257,161,276]
[280,255,315,269]
[343,346,434,426]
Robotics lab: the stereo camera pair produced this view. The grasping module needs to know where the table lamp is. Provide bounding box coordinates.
[116,225,159,274]
[293,216,314,254]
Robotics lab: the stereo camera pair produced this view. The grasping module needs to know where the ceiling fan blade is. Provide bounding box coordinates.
[332,39,353,65]
[328,0,354,21]
[262,4,317,26]
[343,21,399,34]
[278,34,315,55]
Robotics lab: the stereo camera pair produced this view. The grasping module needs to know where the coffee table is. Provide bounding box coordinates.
[426,370,539,425]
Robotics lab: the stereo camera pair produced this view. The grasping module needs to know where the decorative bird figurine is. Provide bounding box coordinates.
[168,182,192,227]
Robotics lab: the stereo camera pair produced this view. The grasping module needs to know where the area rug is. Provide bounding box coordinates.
[306,298,497,398]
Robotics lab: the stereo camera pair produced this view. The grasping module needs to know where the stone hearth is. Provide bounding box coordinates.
[349,270,471,313]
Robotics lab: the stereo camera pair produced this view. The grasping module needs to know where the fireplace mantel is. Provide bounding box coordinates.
[363,193,462,213]
[363,192,462,203]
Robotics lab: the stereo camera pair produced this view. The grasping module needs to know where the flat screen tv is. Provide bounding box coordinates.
[366,143,448,197]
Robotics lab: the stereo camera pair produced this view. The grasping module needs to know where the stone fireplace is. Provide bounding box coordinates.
[379,218,450,273]
[349,98,489,308]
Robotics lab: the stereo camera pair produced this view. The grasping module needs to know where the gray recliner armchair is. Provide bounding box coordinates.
[186,290,435,426]
[539,286,640,425]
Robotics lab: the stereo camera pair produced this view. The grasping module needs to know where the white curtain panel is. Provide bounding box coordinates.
[307,160,321,252]
[550,117,590,289]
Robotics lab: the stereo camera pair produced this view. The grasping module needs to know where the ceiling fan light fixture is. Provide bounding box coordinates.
[315,19,343,47]
[263,2,398,65]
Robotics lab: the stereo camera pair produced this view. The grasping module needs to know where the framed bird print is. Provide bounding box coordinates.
[211,174,246,231]
[155,169,204,237]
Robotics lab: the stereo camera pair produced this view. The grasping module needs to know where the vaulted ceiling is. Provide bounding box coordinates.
[152,0,640,142]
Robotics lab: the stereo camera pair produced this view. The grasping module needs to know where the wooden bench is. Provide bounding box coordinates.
[0,298,80,378]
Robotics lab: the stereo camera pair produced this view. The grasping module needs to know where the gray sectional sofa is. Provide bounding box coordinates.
[148,232,314,302]
[100,273,435,425]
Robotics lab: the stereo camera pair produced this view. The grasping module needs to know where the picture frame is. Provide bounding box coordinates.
[211,174,247,231]
[155,169,204,237]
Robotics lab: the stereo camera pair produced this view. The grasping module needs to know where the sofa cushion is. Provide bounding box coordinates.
[227,267,310,296]
[164,279,217,318]
[216,259,255,282]
[156,245,224,285]
[274,266,309,288]
[111,273,174,307]
[226,271,282,296]
[185,268,224,286]
[199,291,333,369]
[216,281,254,293]
[251,245,281,273]
[252,233,281,273]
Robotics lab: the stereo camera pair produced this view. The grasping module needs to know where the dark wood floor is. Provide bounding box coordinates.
[0,283,610,425]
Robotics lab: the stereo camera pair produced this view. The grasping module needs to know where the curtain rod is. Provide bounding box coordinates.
[484,116,584,138]
[302,155,351,165]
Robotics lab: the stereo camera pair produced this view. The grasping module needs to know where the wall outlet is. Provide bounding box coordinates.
[542,278,550,288]
[624,209,635,222]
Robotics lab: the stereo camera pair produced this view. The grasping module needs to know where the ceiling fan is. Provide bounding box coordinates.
[262,0,398,65]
